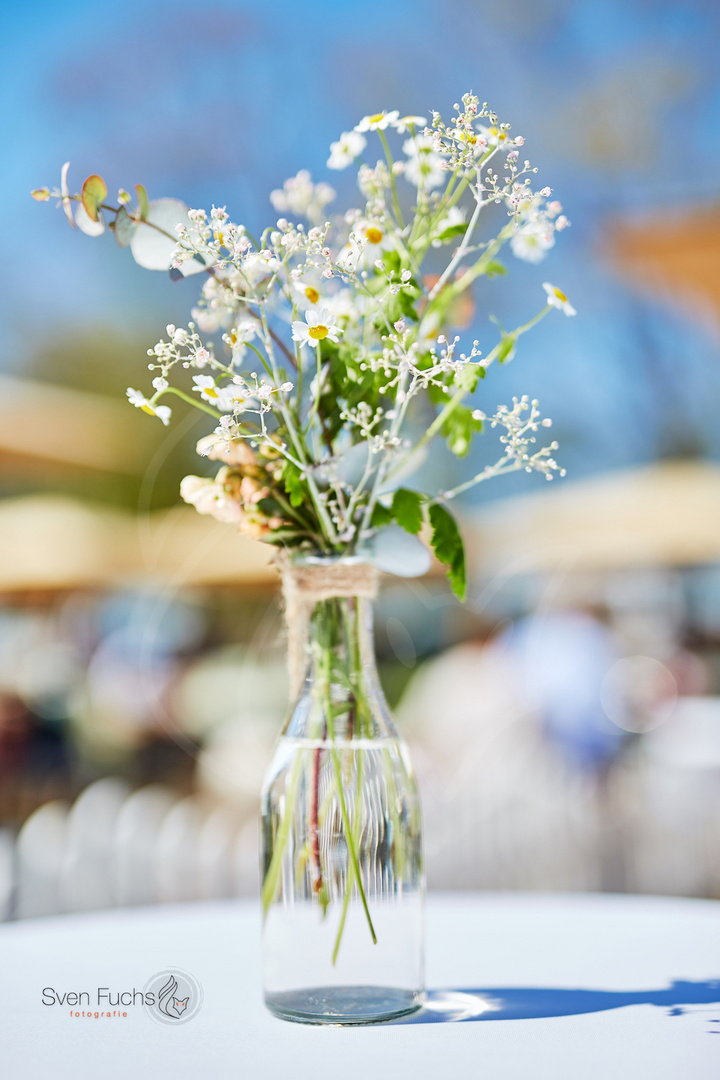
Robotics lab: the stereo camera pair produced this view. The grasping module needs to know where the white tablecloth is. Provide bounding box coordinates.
[1,892,718,1079]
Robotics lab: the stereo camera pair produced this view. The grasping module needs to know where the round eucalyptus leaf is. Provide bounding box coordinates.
[75,202,105,237]
[114,206,136,248]
[360,525,431,577]
[130,198,210,274]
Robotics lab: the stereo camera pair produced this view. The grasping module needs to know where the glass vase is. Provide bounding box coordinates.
[260,559,425,1024]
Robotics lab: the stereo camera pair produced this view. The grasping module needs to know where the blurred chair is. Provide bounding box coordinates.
[15,800,70,918]
[114,784,177,906]
[621,697,720,897]
[198,805,246,900]
[0,827,15,921]
[61,778,130,913]
[155,795,208,903]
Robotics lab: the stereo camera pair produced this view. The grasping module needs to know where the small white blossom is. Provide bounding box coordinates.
[510,219,555,263]
[270,170,335,223]
[543,282,576,316]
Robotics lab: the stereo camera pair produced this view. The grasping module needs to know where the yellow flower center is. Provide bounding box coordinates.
[215,231,225,246]
[305,286,320,304]
[308,324,329,341]
[369,112,385,123]
[366,226,383,244]
[230,330,238,344]
[140,404,155,416]
[553,287,568,302]
[204,386,219,398]
[489,126,498,136]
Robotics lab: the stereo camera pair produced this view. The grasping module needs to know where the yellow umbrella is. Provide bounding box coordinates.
[0,376,153,474]
[0,496,275,594]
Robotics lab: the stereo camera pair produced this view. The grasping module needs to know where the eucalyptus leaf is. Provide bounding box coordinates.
[74,202,105,237]
[60,161,75,229]
[129,198,210,274]
[113,205,136,248]
[360,525,431,578]
[81,174,107,222]
[377,444,428,495]
[313,441,371,488]
[135,183,149,221]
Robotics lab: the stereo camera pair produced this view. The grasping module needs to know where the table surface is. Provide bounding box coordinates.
[1,892,718,1080]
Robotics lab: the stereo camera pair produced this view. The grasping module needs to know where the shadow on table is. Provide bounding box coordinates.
[394,980,720,1023]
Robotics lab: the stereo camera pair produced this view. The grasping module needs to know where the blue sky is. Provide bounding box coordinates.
[4,0,720,497]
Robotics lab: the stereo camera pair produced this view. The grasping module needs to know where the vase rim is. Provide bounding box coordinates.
[289,550,373,569]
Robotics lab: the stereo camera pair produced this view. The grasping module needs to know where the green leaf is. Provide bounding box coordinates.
[391,488,424,535]
[436,222,467,243]
[135,183,149,221]
[497,331,517,364]
[483,259,507,278]
[370,502,394,528]
[428,503,466,601]
[282,461,306,508]
[113,205,136,247]
[441,405,483,458]
[81,174,107,222]
[455,363,483,394]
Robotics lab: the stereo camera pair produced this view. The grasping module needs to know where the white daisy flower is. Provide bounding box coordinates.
[327,131,367,170]
[192,375,244,411]
[354,110,400,133]
[291,307,343,349]
[393,115,427,133]
[292,273,324,310]
[337,219,395,273]
[126,388,172,425]
[543,282,576,316]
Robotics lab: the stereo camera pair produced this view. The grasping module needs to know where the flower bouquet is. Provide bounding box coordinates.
[35,92,571,1024]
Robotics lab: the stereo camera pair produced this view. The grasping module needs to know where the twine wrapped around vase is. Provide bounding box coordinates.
[275,551,379,698]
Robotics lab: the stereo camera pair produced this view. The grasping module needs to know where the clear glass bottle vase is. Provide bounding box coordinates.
[260,563,425,1024]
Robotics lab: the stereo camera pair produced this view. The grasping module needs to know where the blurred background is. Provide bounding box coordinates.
[1,0,720,920]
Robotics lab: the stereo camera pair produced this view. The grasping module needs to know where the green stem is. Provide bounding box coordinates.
[261,751,305,918]
[321,603,377,948]
[332,748,364,965]
[378,129,404,228]
[153,386,222,419]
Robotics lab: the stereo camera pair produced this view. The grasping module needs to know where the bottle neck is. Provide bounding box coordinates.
[289,593,393,740]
